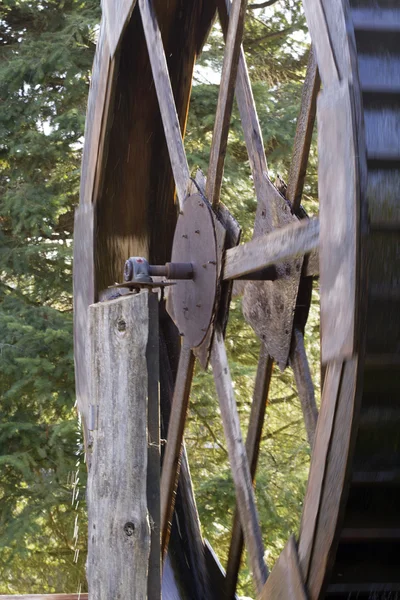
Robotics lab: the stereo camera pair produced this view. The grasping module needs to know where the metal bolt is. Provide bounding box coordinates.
[117,319,126,332]
[179,210,184,215]
[124,522,135,536]
[195,229,200,234]
[196,304,201,308]
[201,328,207,332]
[182,234,188,239]
[208,260,216,265]
[198,202,204,207]
[202,264,207,269]
[183,307,188,312]
[179,332,185,337]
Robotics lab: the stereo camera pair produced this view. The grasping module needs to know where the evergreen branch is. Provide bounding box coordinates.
[245,25,297,48]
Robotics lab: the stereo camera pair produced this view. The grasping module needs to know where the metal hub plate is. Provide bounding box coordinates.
[167,193,218,348]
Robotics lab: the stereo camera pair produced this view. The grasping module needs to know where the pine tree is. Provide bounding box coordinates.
[0,0,99,593]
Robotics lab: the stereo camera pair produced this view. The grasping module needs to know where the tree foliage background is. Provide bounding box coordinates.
[0,0,319,596]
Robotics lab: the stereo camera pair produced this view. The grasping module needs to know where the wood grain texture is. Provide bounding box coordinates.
[206,0,248,208]
[290,328,318,448]
[223,218,319,281]
[259,536,307,600]
[87,291,158,600]
[73,204,95,445]
[286,46,320,214]
[318,83,357,363]
[102,0,137,58]
[160,344,195,556]
[139,0,190,210]
[301,0,339,86]
[79,20,111,207]
[225,344,273,599]
[211,328,268,595]
[298,361,343,582]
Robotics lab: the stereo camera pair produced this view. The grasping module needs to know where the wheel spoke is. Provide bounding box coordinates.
[286,47,320,214]
[223,218,319,281]
[225,344,273,598]
[206,0,248,209]
[138,0,190,209]
[290,328,319,448]
[210,328,268,594]
[160,344,195,556]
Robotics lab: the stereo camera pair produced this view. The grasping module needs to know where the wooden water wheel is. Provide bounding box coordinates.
[73,0,400,598]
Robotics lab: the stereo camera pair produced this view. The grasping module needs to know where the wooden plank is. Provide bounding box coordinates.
[223,218,319,281]
[225,345,273,598]
[0,597,88,600]
[259,536,307,600]
[80,21,112,206]
[206,0,248,208]
[307,359,359,598]
[290,328,318,448]
[318,83,357,363]
[73,204,95,445]
[160,344,195,556]
[301,0,339,86]
[286,46,320,214]
[298,361,343,581]
[138,0,190,210]
[102,0,137,58]
[87,291,159,600]
[210,328,268,595]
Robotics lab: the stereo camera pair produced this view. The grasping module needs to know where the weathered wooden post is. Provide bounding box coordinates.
[86,290,160,599]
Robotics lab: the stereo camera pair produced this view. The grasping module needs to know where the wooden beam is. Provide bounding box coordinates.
[103,0,137,58]
[206,0,248,208]
[223,218,319,281]
[160,344,195,556]
[286,46,320,214]
[87,291,160,599]
[211,328,268,595]
[138,0,190,210]
[290,328,318,448]
[225,345,273,598]
[259,536,307,600]
[0,596,88,600]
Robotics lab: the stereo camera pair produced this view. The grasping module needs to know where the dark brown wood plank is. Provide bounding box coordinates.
[290,328,318,448]
[318,83,357,363]
[223,218,319,281]
[160,344,195,556]
[206,0,248,209]
[225,345,273,598]
[259,536,307,600]
[286,46,320,214]
[103,0,137,58]
[211,328,268,595]
[88,291,159,599]
[138,0,190,210]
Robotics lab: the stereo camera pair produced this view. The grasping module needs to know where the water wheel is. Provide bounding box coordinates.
[73,0,400,598]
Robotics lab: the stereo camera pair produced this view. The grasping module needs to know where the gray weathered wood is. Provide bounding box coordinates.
[73,203,95,445]
[290,328,318,448]
[138,0,190,210]
[211,328,268,595]
[87,291,159,600]
[298,361,342,582]
[286,46,320,214]
[102,0,137,58]
[80,21,112,207]
[206,0,248,208]
[223,218,319,281]
[160,344,195,556]
[318,83,356,363]
[225,344,273,598]
[301,0,339,86]
[0,597,88,600]
[259,536,307,600]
